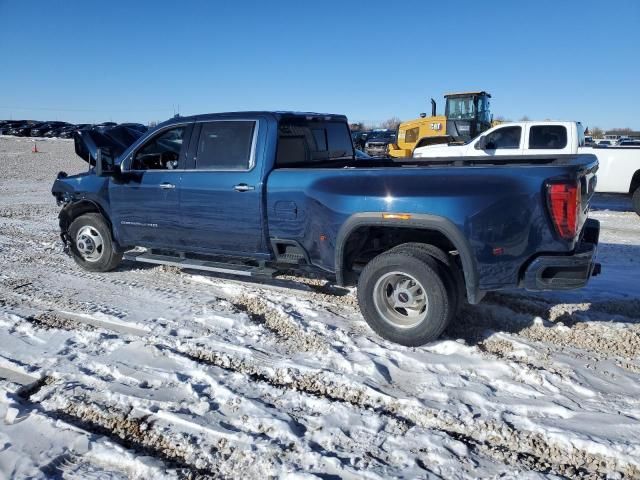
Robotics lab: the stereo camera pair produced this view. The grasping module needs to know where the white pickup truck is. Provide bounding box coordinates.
[413,121,640,215]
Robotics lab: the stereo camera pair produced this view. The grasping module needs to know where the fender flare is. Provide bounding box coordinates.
[334,212,482,303]
[59,199,123,252]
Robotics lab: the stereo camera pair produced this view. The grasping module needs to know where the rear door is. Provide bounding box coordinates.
[179,119,267,257]
[109,123,192,248]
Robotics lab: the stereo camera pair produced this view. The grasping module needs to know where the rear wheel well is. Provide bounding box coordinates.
[340,226,459,285]
[630,170,640,194]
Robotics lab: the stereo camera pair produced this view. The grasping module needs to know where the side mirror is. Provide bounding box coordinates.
[475,136,487,150]
[95,147,116,176]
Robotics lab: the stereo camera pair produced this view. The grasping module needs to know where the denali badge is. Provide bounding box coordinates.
[121,221,158,228]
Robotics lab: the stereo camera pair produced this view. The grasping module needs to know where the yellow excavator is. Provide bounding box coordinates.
[388,91,494,158]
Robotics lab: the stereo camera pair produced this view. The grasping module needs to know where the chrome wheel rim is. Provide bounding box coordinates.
[373,271,428,328]
[75,225,104,262]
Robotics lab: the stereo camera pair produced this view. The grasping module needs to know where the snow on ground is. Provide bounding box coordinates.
[0,135,639,479]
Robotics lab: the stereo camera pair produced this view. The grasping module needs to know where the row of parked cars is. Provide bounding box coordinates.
[586,136,640,147]
[0,120,147,139]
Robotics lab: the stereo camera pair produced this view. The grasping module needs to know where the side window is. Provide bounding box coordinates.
[276,121,354,166]
[529,125,568,149]
[196,121,255,170]
[405,127,419,144]
[485,126,521,149]
[132,127,186,170]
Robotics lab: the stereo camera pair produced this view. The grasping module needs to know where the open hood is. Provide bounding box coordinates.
[74,125,146,165]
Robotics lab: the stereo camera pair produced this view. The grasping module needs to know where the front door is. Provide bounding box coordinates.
[179,119,267,257]
[110,124,192,249]
[475,125,524,156]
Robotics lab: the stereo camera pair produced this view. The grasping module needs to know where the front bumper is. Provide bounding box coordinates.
[523,218,601,291]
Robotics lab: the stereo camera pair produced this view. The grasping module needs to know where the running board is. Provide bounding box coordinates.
[124,251,275,277]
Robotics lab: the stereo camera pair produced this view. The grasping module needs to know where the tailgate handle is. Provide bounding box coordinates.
[234,184,255,192]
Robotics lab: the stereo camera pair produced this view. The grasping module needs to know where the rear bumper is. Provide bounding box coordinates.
[523,218,601,291]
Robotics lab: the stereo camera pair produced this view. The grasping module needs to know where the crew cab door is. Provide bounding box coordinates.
[178,119,267,257]
[473,125,523,156]
[524,124,572,155]
[109,123,193,248]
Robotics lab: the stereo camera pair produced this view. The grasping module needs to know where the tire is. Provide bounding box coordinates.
[389,243,466,311]
[633,187,640,216]
[357,250,455,346]
[68,213,122,272]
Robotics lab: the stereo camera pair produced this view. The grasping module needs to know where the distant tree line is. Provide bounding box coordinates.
[350,117,635,139]
[350,117,402,132]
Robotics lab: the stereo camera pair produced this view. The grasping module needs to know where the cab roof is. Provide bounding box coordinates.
[444,91,491,98]
[158,111,348,128]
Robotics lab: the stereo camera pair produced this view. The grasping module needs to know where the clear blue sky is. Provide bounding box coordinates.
[1,0,638,130]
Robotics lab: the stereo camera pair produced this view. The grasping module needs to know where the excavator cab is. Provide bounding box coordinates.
[444,91,492,142]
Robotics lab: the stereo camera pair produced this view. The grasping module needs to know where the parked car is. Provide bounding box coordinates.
[351,130,370,151]
[618,140,640,147]
[363,129,396,157]
[31,121,70,137]
[12,121,47,137]
[52,111,601,346]
[0,121,26,135]
[58,124,93,139]
[118,123,147,133]
[93,122,118,132]
[4,121,35,136]
[597,140,613,146]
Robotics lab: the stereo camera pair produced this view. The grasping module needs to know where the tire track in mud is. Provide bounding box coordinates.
[451,294,640,365]
[231,294,328,354]
[14,371,401,479]
[7,302,632,479]
[14,379,218,480]
[6,268,639,478]
[170,341,639,479]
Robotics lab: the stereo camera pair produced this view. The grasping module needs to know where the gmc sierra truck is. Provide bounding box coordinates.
[52,112,601,346]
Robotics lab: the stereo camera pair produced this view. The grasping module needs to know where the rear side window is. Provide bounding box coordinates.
[196,121,255,170]
[529,125,567,149]
[276,120,354,166]
[484,126,521,149]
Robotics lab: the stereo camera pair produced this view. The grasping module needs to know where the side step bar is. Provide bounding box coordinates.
[124,251,276,277]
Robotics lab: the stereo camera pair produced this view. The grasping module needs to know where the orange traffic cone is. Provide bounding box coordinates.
[32,141,38,153]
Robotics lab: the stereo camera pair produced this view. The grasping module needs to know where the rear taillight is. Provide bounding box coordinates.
[547,181,581,240]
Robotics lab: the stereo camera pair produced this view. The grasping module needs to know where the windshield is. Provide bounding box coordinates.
[368,130,395,140]
[446,97,475,120]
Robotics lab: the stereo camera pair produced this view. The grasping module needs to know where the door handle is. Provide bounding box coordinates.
[159,182,176,189]
[234,184,255,192]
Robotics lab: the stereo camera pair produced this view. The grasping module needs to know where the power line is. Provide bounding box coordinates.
[0,105,172,113]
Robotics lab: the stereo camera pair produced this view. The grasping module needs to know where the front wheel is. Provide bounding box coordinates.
[633,187,640,216]
[68,213,122,272]
[357,250,455,346]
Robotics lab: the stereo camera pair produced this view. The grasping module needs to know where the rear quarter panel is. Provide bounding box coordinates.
[266,161,590,290]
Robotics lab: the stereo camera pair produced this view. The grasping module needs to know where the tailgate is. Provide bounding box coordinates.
[577,156,598,234]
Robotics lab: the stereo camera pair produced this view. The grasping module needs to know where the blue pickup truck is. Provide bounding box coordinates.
[52,112,600,346]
